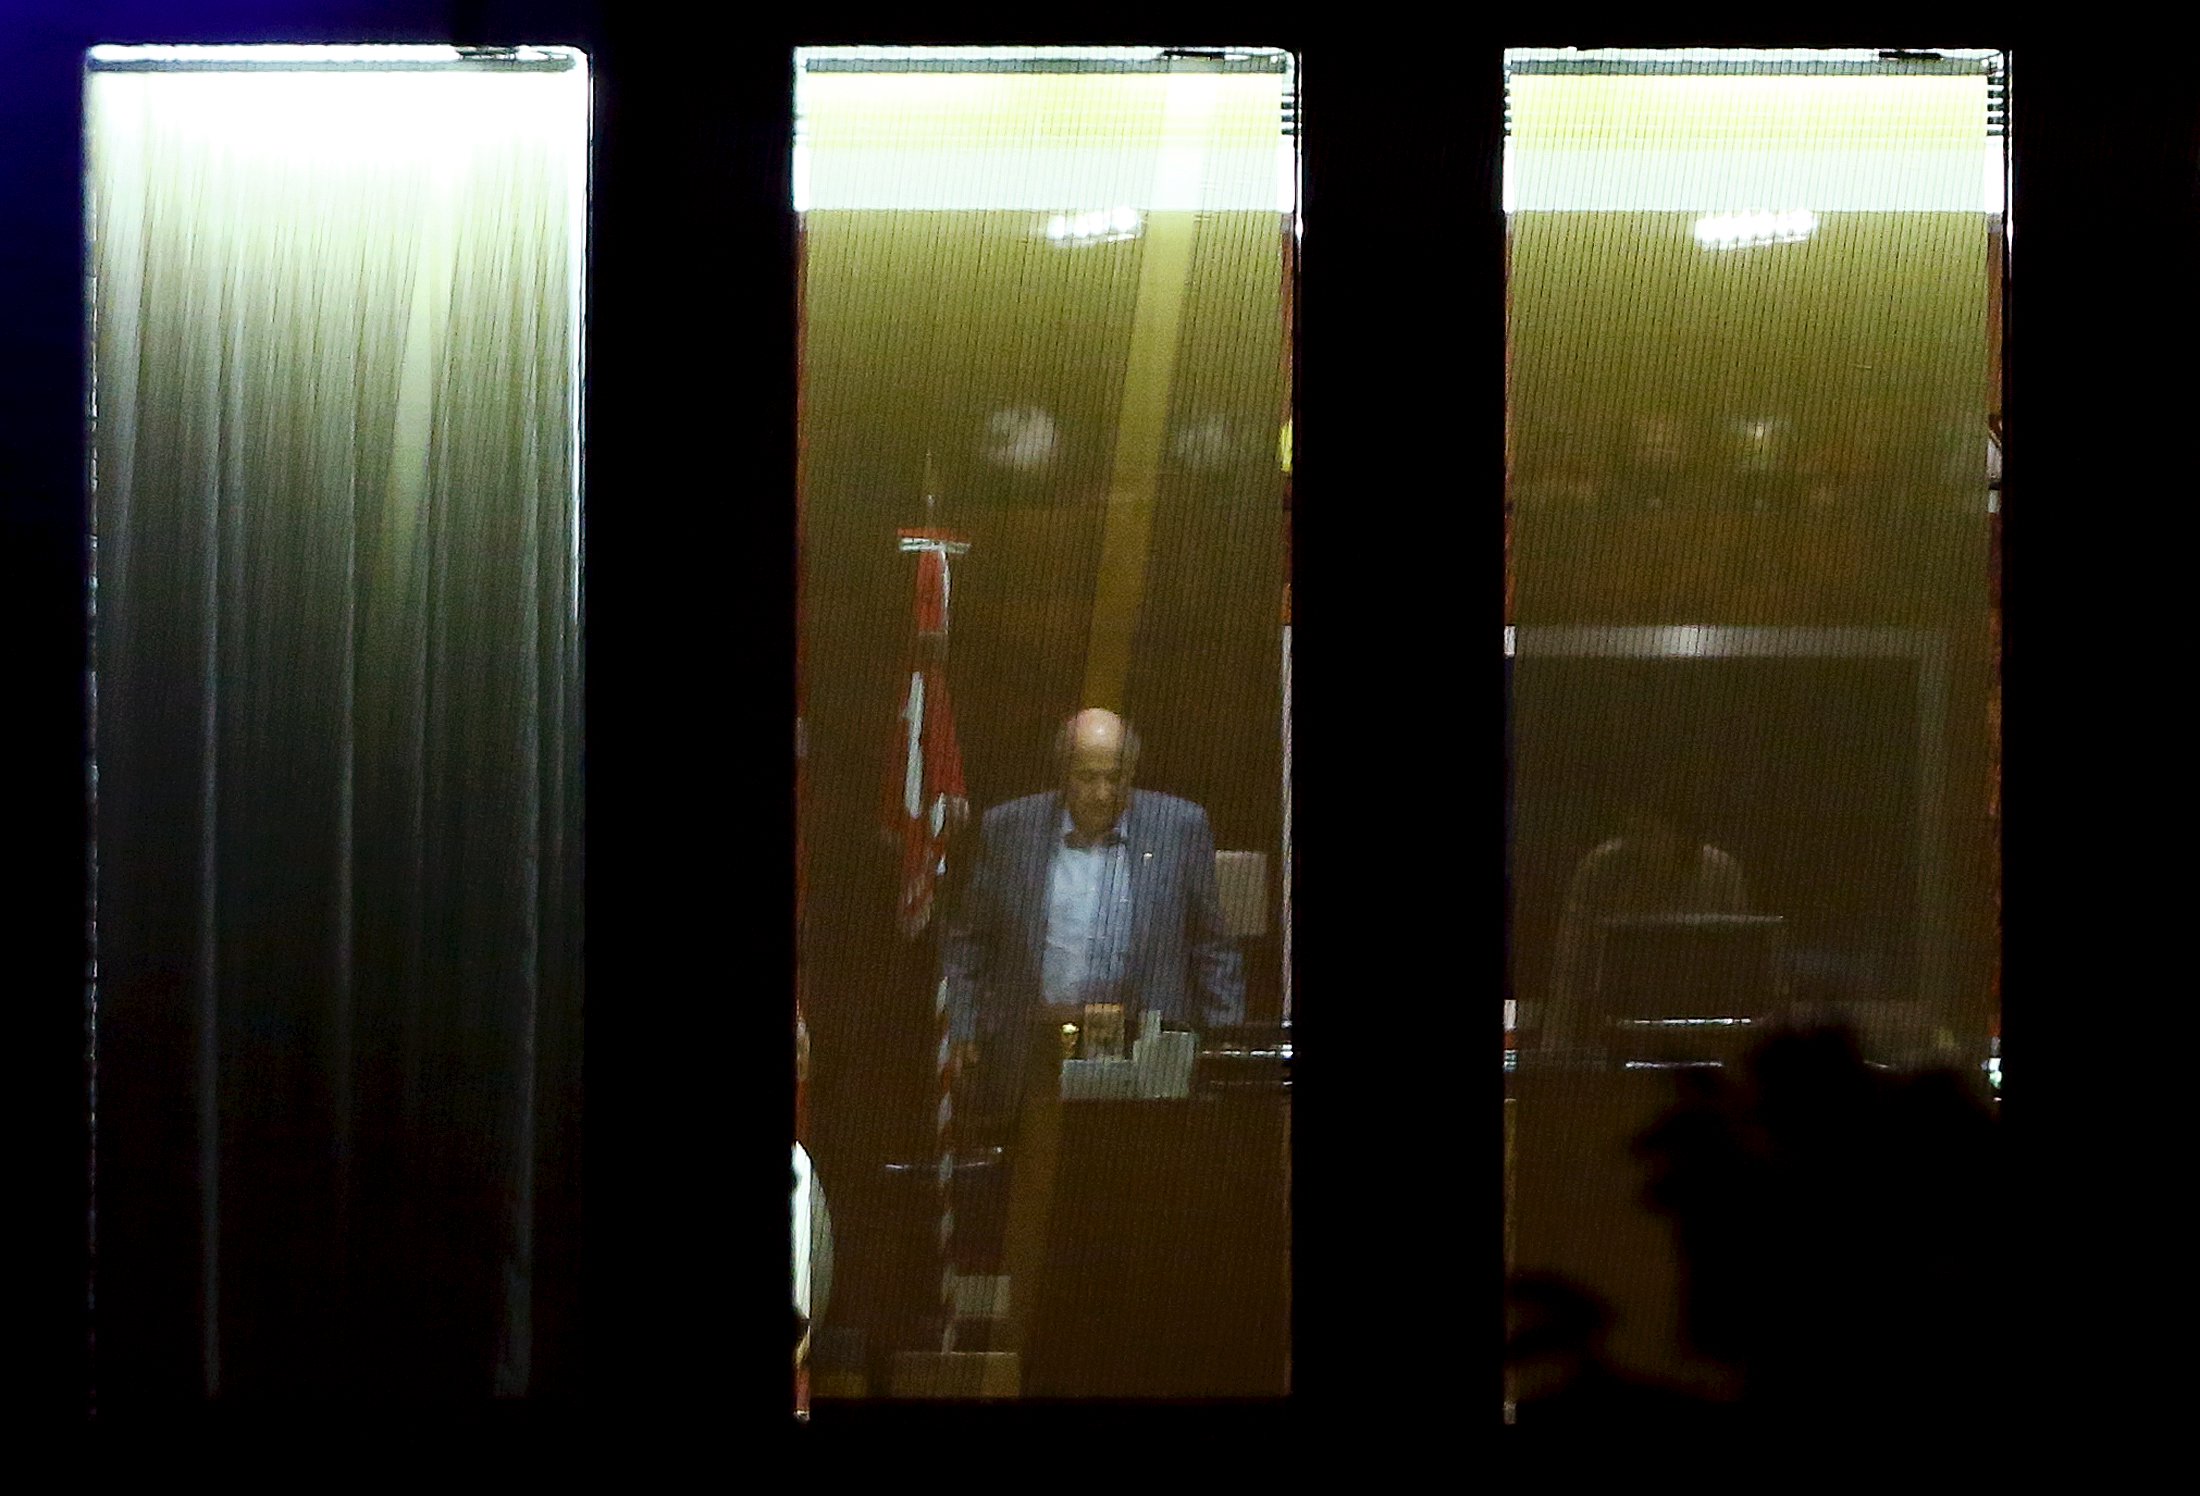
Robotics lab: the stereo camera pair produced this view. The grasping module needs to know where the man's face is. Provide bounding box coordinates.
[1065,740,1130,838]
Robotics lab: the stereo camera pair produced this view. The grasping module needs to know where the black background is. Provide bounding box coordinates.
[3,1,2191,1457]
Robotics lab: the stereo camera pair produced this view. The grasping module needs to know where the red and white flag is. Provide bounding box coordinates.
[884,529,971,1352]
[884,538,969,938]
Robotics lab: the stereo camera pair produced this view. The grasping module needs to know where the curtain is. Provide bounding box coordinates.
[87,55,586,1405]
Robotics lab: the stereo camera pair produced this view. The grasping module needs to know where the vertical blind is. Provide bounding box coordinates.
[87,48,587,1404]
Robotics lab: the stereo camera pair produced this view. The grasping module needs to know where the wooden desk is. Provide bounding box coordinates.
[1008,1092,1290,1399]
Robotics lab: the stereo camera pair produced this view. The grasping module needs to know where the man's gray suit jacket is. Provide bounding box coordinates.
[942,789,1246,1095]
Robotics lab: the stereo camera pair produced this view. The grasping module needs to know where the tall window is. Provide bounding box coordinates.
[794,46,1295,1404]
[1503,48,2005,1418]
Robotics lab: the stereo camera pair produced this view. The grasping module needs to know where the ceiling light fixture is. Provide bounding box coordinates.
[1693,208,1820,250]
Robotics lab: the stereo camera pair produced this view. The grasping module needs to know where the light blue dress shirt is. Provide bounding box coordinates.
[1041,808,1132,1009]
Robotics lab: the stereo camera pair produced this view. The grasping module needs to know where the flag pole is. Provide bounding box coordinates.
[892,448,970,1354]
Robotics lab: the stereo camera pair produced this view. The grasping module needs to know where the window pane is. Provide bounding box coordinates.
[795,45,1294,1404]
[1504,48,2004,1422]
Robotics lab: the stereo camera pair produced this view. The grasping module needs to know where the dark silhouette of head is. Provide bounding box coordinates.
[1510,1022,2007,1429]
[1631,1024,2007,1429]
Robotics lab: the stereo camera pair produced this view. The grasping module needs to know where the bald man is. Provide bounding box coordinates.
[942,709,1245,1115]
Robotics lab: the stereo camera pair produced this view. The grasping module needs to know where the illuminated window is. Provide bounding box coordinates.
[794,45,1295,1406]
[1503,47,2005,1420]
